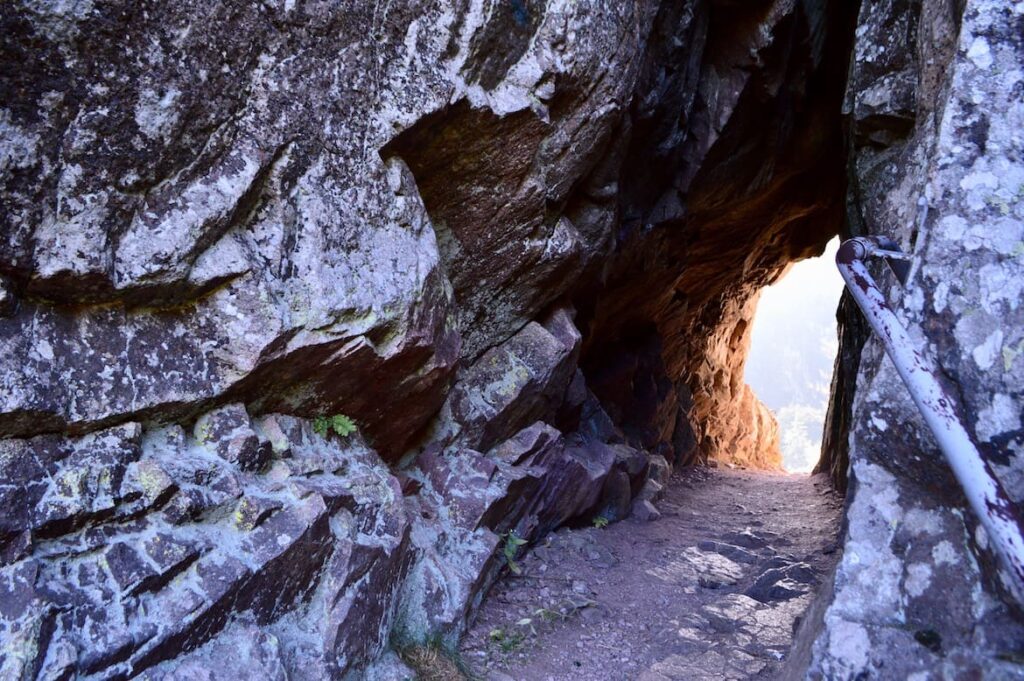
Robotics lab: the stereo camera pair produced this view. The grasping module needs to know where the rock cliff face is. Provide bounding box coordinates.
[0,0,1021,677]
[796,0,1024,676]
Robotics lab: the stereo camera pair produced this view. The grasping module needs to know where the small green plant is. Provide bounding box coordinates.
[533,607,561,623]
[488,627,526,654]
[592,515,609,529]
[312,413,357,438]
[515,617,537,637]
[502,530,528,574]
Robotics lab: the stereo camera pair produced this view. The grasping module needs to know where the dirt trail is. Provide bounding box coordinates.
[459,468,844,680]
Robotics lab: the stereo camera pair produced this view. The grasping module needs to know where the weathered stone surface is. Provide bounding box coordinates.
[0,423,142,553]
[382,3,663,361]
[0,405,422,679]
[647,454,672,486]
[278,498,414,678]
[194,403,269,472]
[794,0,1024,677]
[0,0,472,460]
[697,541,760,566]
[396,415,644,647]
[0,277,15,318]
[2,0,1018,675]
[639,649,767,681]
[631,498,662,522]
[746,562,816,604]
[441,306,582,452]
[637,478,665,504]
[139,622,288,681]
[0,561,55,681]
[361,651,417,681]
[584,327,700,466]
[598,469,634,522]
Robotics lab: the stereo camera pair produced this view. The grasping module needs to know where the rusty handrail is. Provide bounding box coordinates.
[837,236,1024,606]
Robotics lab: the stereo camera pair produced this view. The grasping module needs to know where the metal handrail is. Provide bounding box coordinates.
[837,236,1024,606]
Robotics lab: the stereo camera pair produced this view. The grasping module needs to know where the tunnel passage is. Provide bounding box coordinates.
[5,0,1022,677]
[383,0,860,480]
[566,0,859,476]
[373,0,861,662]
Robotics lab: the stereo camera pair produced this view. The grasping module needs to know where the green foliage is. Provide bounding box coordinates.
[533,607,561,623]
[312,413,358,438]
[502,531,528,575]
[592,515,609,529]
[488,627,526,653]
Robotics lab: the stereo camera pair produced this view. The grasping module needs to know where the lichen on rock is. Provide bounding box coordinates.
[1,0,1022,677]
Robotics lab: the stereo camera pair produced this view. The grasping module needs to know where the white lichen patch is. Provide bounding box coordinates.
[953,311,1001,368]
[826,620,871,671]
[904,563,933,597]
[959,170,1000,211]
[966,37,993,69]
[979,262,1023,313]
[975,393,1021,442]
[903,508,944,537]
[932,540,958,566]
[938,214,968,241]
[971,328,1003,370]
[827,461,907,626]
[134,87,182,141]
[0,110,41,175]
[20,0,95,41]
[932,281,950,313]
[116,148,262,286]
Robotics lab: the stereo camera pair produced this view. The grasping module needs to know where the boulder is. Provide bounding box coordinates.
[396,422,628,645]
[194,404,270,472]
[444,307,582,451]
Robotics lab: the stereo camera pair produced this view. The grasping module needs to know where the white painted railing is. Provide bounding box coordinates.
[837,236,1024,606]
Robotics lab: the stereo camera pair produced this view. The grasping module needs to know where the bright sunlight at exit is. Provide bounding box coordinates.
[745,238,845,473]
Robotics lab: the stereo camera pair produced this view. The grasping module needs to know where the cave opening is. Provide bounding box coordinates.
[352,0,863,672]
[744,237,845,473]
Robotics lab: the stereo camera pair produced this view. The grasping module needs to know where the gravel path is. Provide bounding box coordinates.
[459,467,844,680]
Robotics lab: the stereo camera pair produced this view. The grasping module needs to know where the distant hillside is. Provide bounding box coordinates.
[745,238,844,472]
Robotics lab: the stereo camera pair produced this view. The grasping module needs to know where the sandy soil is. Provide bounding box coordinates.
[459,467,844,680]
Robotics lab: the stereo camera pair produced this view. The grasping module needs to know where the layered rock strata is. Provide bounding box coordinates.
[0,0,852,676]
[3,0,1021,677]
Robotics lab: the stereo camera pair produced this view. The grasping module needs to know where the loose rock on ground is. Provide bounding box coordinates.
[461,468,843,680]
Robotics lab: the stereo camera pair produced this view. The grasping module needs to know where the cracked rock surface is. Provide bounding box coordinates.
[2,0,1023,676]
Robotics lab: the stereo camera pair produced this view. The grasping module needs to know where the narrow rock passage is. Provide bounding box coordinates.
[460,468,844,680]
